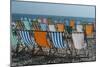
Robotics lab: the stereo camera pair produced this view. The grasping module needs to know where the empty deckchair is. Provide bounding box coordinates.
[33,31,52,55]
[56,23,65,32]
[85,24,94,36]
[48,32,71,57]
[22,17,31,30]
[16,20,24,30]
[39,23,48,31]
[34,31,52,48]
[11,31,18,50]
[72,32,88,58]
[48,25,56,31]
[18,30,35,50]
[31,20,40,31]
[70,19,75,29]
[76,24,83,32]
[42,18,48,24]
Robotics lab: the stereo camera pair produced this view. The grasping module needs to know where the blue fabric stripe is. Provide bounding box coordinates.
[25,31,31,45]
[57,32,61,48]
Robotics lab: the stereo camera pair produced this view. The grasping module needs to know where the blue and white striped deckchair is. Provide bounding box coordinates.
[49,32,68,48]
[18,30,35,48]
[40,23,48,31]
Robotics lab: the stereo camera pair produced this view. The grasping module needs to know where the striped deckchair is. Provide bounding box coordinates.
[48,32,71,56]
[18,30,35,50]
[22,17,31,30]
[49,32,66,48]
[16,20,24,30]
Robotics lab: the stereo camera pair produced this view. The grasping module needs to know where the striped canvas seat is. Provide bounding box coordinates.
[49,32,68,48]
[18,30,35,47]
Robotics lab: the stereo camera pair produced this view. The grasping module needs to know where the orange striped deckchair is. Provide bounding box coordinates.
[56,23,65,32]
[85,24,94,36]
[70,19,75,29]
[34,31,52,48]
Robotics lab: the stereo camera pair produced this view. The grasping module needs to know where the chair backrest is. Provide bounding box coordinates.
[49,32,68,48]
[48,25,56,31]
[18,30,34,46]
[34,31,52,48]
[72,32,86,49]
[56,23,65,32]
[85,24,94,36]
[39,23,48,31]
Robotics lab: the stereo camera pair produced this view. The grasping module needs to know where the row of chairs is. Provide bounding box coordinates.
[11,29,89,59]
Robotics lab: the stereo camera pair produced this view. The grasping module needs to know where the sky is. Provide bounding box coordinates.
[11,1,95,18]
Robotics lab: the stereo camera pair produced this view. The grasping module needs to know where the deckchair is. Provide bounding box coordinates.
[16,20,24,30]
[48,31,71,57]
[42,18,48,24]
[72,32,88,60]
[85,24,94,36]
[18,30,35,49]
[56,23,65,32]
[31,20,40,31]
[70,19,75,29]
[48,24,56,31]
[33,31,52,56]
[76,24,83,32]
[22,17,31,30]
[39,23,48,31]
[11,31,18,51]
